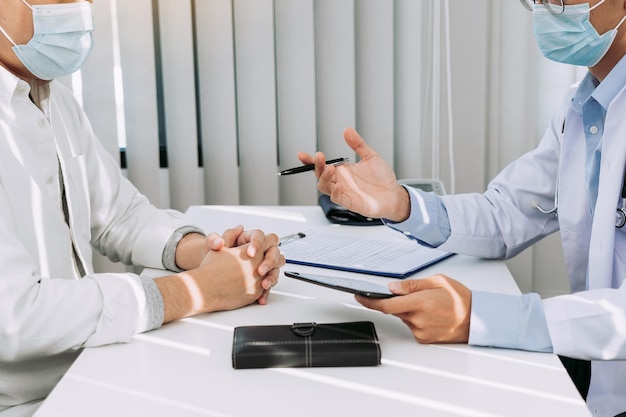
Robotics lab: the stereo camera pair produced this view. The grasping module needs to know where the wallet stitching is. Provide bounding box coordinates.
[305,336,311,367]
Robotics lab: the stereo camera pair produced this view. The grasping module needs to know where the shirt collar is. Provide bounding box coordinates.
[0,65,51,112]
[0,65,21,103]
[572,54,626,114]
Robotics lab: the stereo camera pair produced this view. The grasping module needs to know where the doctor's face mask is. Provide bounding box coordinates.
[533,0,626,67]
[0,0,94,80]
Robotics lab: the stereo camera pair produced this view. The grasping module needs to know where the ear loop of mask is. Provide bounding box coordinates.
[588,0,606,12]
[0,25,17,47]
[589,0,626,33]
[0,0,32,46]
[587,0,626,32]
[560,0,626,37]
[613,13,626,32]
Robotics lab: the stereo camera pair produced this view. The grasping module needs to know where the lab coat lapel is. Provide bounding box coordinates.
[587,85,626,290]
[559,111,593,292]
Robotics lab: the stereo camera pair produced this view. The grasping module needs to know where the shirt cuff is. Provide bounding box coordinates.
[383,186,451,247]
[469,290,553,352]
[161,226,205,272]
[136,275,165,333]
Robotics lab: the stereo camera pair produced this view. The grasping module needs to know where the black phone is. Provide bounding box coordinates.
[284,271,395,299]
[318,195,383,226]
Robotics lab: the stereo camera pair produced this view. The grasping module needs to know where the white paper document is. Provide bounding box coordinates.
[279,229,453,278]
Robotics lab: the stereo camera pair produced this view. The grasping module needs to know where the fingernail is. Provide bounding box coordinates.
[388,281,401,291]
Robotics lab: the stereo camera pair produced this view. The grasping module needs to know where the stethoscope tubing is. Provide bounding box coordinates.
[531,118,626,228]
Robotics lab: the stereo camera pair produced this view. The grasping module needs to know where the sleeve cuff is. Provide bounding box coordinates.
[383,186,451,247]
[470,290,553,352]
[136,276,165,333]
[161,226,205,272]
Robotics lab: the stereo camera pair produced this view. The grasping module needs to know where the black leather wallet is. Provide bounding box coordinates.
[232,321,382,369]
[318,195,383,226]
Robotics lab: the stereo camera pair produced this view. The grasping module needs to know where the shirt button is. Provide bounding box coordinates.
[38,118,47,127]
[589,125,599,134]
[45,175,55,185]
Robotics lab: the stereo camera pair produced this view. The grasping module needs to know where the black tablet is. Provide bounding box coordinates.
[284,271,395,299]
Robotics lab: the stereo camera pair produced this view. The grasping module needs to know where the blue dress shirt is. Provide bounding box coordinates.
[383,55,626,353]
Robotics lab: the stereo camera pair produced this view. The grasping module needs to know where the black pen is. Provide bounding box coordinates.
[276,157,349,176]
[279,232,306,246]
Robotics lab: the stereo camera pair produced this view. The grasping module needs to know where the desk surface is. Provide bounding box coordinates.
[35,206,590,417]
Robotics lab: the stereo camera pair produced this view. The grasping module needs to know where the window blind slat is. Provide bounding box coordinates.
[394,0,426,180]
[355,0,395,166]
[195,0,240,205]
[233,0,279,205]
[314,0,356,162]
[116,0,162,205]
[275,0,318,205]
[81,0,119,162]
[157,0,202,212]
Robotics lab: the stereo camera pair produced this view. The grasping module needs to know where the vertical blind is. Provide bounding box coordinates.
[70,0,581,296]
[76,0,470,212]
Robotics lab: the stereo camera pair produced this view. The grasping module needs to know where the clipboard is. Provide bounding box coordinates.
[279,229,454,278]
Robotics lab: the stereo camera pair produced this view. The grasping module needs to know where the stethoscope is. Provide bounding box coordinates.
[534,172,626,228]
[617,178,626,228]
[534,117,626,228]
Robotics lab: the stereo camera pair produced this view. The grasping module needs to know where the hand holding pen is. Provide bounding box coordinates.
[293,127,410,222]
[276,157,349,176]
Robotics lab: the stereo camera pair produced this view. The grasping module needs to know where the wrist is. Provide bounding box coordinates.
[174,232,206,271]
[156,268,217,323]
[387,185,411,222]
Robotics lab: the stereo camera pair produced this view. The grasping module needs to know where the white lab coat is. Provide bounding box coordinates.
[437,80,626,416]
[0,70,193,414]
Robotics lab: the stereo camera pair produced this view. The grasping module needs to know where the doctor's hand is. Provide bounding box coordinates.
[297,127,410,222]
[356,275,471,344]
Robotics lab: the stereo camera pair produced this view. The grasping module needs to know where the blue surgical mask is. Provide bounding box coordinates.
[533,0,626,67]
[0,0,94,80]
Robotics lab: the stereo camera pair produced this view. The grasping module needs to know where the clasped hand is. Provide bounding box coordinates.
[201,225,285,307]
[159,225,285,323]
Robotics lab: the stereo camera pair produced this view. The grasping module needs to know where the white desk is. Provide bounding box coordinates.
[35,206,591,417]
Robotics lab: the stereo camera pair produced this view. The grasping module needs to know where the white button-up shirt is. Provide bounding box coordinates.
[0,67,194,416]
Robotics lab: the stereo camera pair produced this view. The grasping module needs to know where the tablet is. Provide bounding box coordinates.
[284,271,395,299]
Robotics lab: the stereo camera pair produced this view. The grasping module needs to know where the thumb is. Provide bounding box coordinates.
[205,233,225,252]
[388,278,435,295]
[343,127,379,161]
